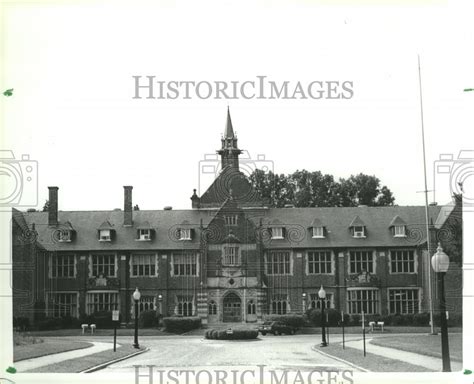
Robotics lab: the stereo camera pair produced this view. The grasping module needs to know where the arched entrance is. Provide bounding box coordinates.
[223,292,242,322]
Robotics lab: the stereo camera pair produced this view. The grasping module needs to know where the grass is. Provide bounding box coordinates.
[370,333,463,362]
[14,338,92,362]
[27,327,170,337]
[27,345,146,373]
[13,331,43,346]
[299,326,462,335]
[317,344,431,372]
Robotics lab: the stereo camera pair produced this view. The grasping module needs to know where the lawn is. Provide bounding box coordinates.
[370,333,463,362]
[27,327,171,337]
[14,337,92,362]
[26,345,146,373]
[317,344,431,372]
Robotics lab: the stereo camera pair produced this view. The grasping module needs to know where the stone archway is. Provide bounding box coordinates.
[223,292,242,322]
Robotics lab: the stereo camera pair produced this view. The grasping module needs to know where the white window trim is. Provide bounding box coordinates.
[222,244,241,266]
[386,287,421,314]
[85,290,120,315]
[271,227,284,240]
[57,230,72,243]
[388,249,417,275]
[264,250,293,276]
[352,226,366,238]
[99,229,112,242]
[347,250,375,275]
[49,254,77,279]
[178,228,192,241]
[129,253,159,277]
[346,287,380,314]
[136,229,152,241]
[393,225,407,238]
[306,250,334,275]
[170,252,200,277]
[89,254,118,278]
[312,226,325,239]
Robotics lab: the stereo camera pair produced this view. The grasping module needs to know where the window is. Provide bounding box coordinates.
[389,289,419,314]
[224,215,238,226]
[86,291,119,314]
[353,226,366,238]
[132,295,156,318]
[347,289,378,314]
[307,251,332,274]
[223,246,240,265]
[58,230,72,242]
[271,227,284,239]
[47,292,78,317]
[247,300,256,315]
[138,229,151,241]
[173,252,198,276]
[312,226,325,238]
[309,293,333,310]
[50,254,75,278]
[91,254,116,277]
[266,251,291,275]
[390,250,415,273]
[131,254,157,277]
[176,295,193,316]
[208,300,217,315]
[394,225,406,237]
[179,228,192,240]
[271,295,288,314]
[99,229,111,241]
[349,251,374,274]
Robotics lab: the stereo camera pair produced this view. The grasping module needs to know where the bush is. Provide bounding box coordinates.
[305,309,345,327]
[205,328,258,340]
[36,317,62,331]
[349,314,360,326]
[13,317,30,331]
[139,310,158,328]
[163,316,201,333]
[413,312,430,326]
[263,314,305,329]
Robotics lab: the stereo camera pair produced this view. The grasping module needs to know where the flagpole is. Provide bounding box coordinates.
[418,54,436,335]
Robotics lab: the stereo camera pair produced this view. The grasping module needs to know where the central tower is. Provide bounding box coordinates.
[217,107,242,171]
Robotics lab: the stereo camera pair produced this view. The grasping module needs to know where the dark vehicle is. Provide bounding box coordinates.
[257,321,296,336]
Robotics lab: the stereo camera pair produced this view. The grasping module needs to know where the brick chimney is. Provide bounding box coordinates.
[48,186,59,226]
[124,186,133,226]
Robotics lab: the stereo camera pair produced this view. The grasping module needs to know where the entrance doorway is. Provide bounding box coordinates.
[223,292,242,322]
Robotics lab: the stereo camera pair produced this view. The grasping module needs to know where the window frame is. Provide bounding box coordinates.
[394,225,407,237]
[312,226,325,238]
[130,254,158,277]
[223,245,240,266]
[352,226,366,238]
[99,229,111,242]
[49,254,76,278]
[179,228,192,241]
[347,288,379,314]
[388,288,420,314]
[90,254,117,278]
[171,252,199,276]
[46,291,79,318]
[307,250,333,275]
[137,229,152,241]
[265,250,292,275]
[348,250,374,274]
[86,291,120,315]
[389,249,416,274]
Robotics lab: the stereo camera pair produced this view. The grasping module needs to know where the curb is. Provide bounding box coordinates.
[80,347,149,373]
[311,345,369,372]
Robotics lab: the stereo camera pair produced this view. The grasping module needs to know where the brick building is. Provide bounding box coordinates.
[12,110,462,325]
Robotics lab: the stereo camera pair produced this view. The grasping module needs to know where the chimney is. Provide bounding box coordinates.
[48,186,59,226]
[124,186,133,226]
[191,189,200,209]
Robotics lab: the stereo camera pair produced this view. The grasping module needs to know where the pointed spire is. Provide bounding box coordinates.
[224,106,235,139]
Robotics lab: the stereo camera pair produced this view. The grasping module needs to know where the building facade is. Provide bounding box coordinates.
[12,110,462,325]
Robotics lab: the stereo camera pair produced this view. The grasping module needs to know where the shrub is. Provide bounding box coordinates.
[36,317,62,331]
[263,314,305,329]
[13,317,30,331]
[349,314,361,326]
[413,312,430,326]
[163,317,202,333]
[205,328,258,340]
[139,310,158,328]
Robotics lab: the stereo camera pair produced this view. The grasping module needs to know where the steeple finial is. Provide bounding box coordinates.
[224,106,235,139]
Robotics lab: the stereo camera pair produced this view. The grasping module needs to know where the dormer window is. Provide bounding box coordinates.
[99,229,111,241]
[349,215,366,238]
[138,229,151,241]
[394,225,406,237]
[179,228,192,241]
[312,226,325,238]
[271,227,284,239]
[353,226,366,238]
[58,230,72,242]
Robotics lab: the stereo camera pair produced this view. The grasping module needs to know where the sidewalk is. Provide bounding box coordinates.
[345,338,462,371]
[15,342,117,372]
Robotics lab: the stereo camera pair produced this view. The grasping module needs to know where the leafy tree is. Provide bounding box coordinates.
[42,200,49,212]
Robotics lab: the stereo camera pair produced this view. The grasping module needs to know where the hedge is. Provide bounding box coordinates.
[13,317,30,331]
[205,328,258,340]
[163,316,202,333]
[139,310,158,328]
[306,309,346,327]
[263,314,305,329]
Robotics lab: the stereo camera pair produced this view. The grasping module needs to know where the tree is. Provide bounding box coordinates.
[42,200,49,212]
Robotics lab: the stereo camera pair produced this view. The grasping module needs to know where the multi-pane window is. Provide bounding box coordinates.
[347,289,378,314]
[309,293,333,310]
[51,254,75,278]
[352,226,366,238]
[271,227,284,239]
[312,227,325,238]
[394,225,406,237]
[47,292,78,317]
[177,295,193,316]
[91,254,116,277]
[266,251,291,275]
[179,229,192,240]
[271,295,288,314]
[58,230,72,242]
[247,300,256,315]
[389,289,419,314]
[132,295,156,318]
[307,251,332,274]
[173,252,198,276]
[131,254,157,277]
[86,292,119,314]
[99,229,111,241]
[223,246,239,265]
[224,215,237,226]
[138,229,151,241]
[208,300,217,315]
[349,251,374,274]
[390,250,415,273]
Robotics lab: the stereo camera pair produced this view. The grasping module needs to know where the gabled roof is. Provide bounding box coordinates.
[98,220,114,230]
[389,215,407,227]
[310,218,324,228]
[136,221,153,230]
[349,215,365,227]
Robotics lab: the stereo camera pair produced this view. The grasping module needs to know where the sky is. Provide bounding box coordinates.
[1,0,473,212]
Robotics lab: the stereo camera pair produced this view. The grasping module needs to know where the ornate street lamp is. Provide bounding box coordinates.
[431,243,451,372]
[302,292,307,313]
[133,287,141,349]
[318,286,327,347]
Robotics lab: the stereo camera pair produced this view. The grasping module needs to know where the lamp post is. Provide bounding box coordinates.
[318,286,327,347]
[302,292,307,313]
[431,243,451,372]
[133,287,141,349]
